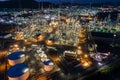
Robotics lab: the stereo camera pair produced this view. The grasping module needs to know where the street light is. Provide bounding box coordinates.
[98,62,103,66]
[38,35,44,41]
[84,54,88,58]
[45,40,54,46]
[13,44,19,48]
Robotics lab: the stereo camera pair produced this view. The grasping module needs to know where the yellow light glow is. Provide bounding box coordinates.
[38,76,47,80]
[81,59,86,63]
[48,27,53,33]
[79,34,86,38]
[14,44,19,48]
[83,62,89,67]
[25,41,32,45]
[82,60,92,68]
[88,17,93,20]
[54,57,60,62]
[38,35,44,41]
[78,46,82,49]
[24,39,27,42]
[49,21,58,28]
[32,39,38,42]
[55,30,60,34]
[46,40,54,46]
[79,38,86,43]
[77,50,82,54]
[84,54,88,58]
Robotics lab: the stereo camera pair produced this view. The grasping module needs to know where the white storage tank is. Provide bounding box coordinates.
[8,51,25,66]
[7,63,29,80]
[43,59,54,72]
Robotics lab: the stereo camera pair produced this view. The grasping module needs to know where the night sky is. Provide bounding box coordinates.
[0,0,120,3]
[0,0,9,1]
[0,0,119,8]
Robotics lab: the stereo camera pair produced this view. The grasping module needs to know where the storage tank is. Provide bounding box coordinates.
[7,63,29,80]
[43,59,54,72]
[8,51,25,66]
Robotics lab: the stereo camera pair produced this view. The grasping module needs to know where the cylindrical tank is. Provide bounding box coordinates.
[7,63,29,80]
[43,59,54,72]
[8,51,25,66]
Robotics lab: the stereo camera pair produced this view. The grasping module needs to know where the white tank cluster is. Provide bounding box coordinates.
[8,51,25,66]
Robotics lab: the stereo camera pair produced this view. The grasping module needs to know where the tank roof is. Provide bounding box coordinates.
[8,51,24,60]
[7,63,29,77]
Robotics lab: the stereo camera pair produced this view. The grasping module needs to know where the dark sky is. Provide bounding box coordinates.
[0,0,119,8]
[0,0,120,4]
[0,0,10,1]
[33,0,120,4]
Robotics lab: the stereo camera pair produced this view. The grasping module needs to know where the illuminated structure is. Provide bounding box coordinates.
[45,39,55,46]
[43,59,54,72]
[90,52,110,61]
[0,6,118,80]
[8,51,25,66]
[7,63,29,80]
[77,28,92,68]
